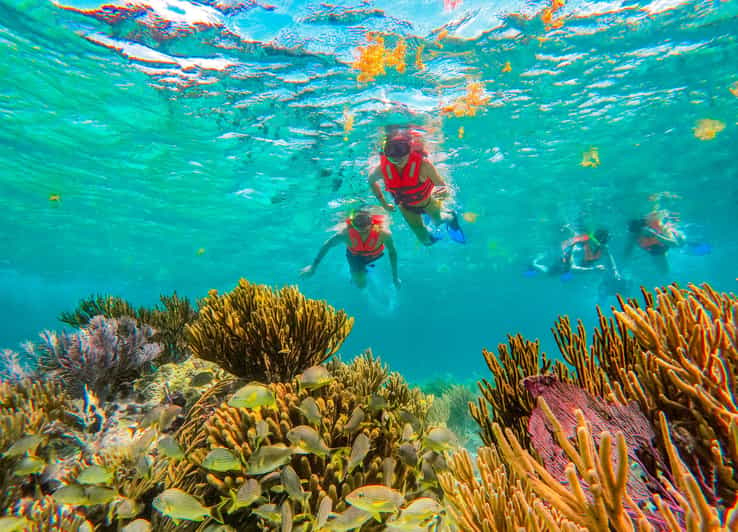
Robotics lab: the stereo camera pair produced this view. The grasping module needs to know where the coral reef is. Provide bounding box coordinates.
[0,380,74,510]
[427,384,479,447]
[439,446,585,531]
[186,279,353,382]
[0,346,35,381]
[7,496,94,531]
[35,315,162,401]
[155,355,442,530]
[3,279,735,532]
[469,334,559,448]
[60,292,197,363]
[553,283,738,504]
[134,356,228,408]
[464,283,738,530]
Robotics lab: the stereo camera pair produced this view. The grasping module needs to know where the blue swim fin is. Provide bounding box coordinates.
[686,241,711,256]
[446,211,466,244]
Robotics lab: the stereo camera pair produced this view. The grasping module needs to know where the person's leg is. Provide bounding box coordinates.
[346,251,369,288]
[399,205,435,245]
[351,270,368,288]
[425,198,464,243]
[423,198,451,225]
[653,253,669,274]
[531,254,550,273]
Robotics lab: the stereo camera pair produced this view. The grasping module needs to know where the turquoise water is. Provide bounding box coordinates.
[1,0,736,381]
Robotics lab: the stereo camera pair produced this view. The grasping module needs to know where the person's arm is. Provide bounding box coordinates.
[383,232,400,287]
[423,160,447,187]
[649,224,685,247]
[603,246,620,278]
[300,232,344,277]
[368,167,395,212]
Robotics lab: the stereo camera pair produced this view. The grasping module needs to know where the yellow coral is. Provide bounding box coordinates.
[186,279,353,382]
[158,359,434,530]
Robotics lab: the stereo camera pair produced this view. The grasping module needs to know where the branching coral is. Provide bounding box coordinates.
[430,384,478,446]
[328,349,388,397]
[0,380,76,510]
[8,496,94,531]
[482,397,738,531]
[438,446,586,531]
[186,279,353,382]
[156,358,439,530]
[470,334,559,448]
[466,282,738,531]
[552,284,738,504]
[35,315,162,401]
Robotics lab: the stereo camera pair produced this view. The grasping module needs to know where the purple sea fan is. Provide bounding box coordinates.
[0,345,35,381]
[37,315,162,401]
[524,375,679,529]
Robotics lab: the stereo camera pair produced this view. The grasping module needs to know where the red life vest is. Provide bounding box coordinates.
[637,218,666,251]
[561,234,602,265]
[346,216,384,257]
[379,151,434,207]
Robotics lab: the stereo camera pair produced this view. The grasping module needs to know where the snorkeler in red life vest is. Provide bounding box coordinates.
[300,210,400,289]
[625,209,685,274]
[368,128,465,246]
[532,228,619,275]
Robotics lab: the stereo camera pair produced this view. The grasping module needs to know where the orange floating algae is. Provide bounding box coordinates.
[729,81,738,97]
[541,0,565,29]
[415,45,425,71]
[441,81,490,117]
[580,146,600,167]
[462,212,478,223]
[693,118,725,140]
[352,34,406,83]
[342,108,354,141]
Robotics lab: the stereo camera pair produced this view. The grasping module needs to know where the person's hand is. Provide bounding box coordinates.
[393,277,402,289]
[299,265,315,278]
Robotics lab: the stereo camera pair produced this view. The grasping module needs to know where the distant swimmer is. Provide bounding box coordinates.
[624,209,685,274]
[368,127,465,246]
[300,210,400,289]
[531,227,620,278]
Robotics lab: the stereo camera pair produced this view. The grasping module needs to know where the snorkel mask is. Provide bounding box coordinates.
[351,211,372,230]
[383,135,411,159]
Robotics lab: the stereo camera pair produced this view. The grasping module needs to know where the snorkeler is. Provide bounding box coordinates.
[367,127,465,246]
[300,210,400,289]
[532,228,621,278]
[624,209,685,274]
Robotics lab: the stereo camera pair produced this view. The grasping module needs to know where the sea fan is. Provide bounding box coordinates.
[36,315,162,401]
[0,345,35,381]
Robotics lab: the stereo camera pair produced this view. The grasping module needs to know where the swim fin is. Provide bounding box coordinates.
[446,211,466,244]
[686,241,711,256]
